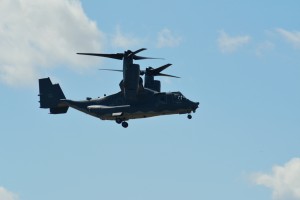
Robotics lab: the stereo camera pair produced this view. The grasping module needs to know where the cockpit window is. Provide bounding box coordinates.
[173,92,185,103]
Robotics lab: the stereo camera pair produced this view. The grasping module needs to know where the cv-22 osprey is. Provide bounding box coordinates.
[39,48,199,128]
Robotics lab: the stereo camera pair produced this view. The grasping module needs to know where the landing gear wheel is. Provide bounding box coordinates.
[116,118,122,124]
[122,121,128,128]
[187,114,192,119]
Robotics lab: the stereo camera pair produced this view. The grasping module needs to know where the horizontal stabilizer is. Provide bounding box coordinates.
[50,107,69,114]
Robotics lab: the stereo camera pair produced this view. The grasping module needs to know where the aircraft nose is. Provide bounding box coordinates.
[193,102,199,112]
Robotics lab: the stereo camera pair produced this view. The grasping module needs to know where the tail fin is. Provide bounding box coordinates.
[38,77,69,114]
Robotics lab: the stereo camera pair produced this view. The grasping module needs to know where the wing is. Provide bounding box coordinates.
[87,105,130,110]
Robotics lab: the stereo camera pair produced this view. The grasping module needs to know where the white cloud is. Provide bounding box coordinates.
[0,187,18,200]
[252,158,300,200]
[156,28,182,48]
[111,25,143,49]
[277,28,300,49]
[217,31,251,53]
[0,0,104,87]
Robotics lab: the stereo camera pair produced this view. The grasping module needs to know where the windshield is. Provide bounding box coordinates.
[173,92,186,102]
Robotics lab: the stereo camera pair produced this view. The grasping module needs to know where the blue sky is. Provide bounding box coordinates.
[1,0,300,200]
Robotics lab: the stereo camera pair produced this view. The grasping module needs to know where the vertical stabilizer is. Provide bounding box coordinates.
[38,78,69,114]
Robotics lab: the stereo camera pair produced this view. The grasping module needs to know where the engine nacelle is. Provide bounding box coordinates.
[122,64,141,101]
[144,74,161,92]
[150,80,161,92]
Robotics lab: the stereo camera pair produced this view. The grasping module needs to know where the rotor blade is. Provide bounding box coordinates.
[132,48,147,55]
[127,48,147,57]
[77,53,124,60]
[156,73,180,78]
[99,69,123,72]
[151,63,172,74]
[133,55,164,60]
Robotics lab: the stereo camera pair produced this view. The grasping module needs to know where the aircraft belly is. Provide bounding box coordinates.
[99,108,192,121]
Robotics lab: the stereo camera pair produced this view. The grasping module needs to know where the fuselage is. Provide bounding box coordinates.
[61,89,199,121]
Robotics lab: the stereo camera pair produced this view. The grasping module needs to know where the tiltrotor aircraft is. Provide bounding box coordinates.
[39,48,199,128]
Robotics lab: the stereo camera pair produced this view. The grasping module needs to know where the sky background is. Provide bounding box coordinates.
[1,0,300,200]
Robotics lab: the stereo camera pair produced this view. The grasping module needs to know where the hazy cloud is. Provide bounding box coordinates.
[0,0,104,87]
[277,28,300,48]
[256,41,275,56]
[217,31,251,53]
[0,187,18,200]
[156,28,182,48]
[252,158,300,200]
[111,25,143,49]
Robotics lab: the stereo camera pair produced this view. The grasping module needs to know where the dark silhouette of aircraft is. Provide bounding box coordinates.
[39,48,199,128]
